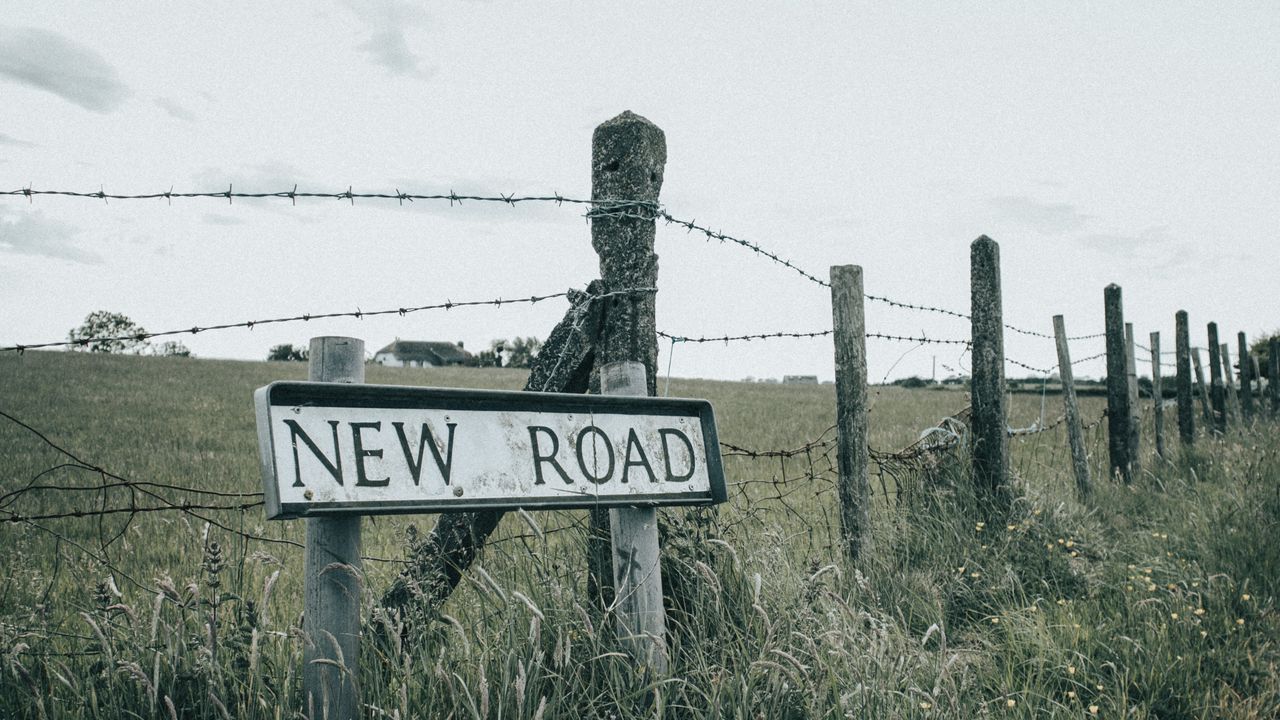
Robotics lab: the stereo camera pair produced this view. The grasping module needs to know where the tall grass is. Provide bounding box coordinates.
[0,351,1275,718]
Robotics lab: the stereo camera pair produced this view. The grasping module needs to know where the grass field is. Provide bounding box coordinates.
[0,350,1276,718]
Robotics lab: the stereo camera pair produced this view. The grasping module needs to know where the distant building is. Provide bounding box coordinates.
[373,340,473,368]
[782,375,819,385]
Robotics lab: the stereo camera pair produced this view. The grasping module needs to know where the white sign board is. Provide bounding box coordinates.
[254,382,726,519]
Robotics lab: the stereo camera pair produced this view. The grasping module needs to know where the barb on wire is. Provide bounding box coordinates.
[658,329,832,344]
[1006,357,1054,375]
[0,286,655,354]
[657,211,830,287]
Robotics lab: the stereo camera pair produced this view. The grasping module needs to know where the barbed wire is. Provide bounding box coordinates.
[0,287,662,354]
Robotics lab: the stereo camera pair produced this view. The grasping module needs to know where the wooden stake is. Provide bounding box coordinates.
[970,236,1009,512]
[1238,332,1254,421]
[1104,286,1132,482]
[831,265,870,560]
[1207,323,1226,434]
[1270,337,1280,417]
[1221,342,1240,425]
[1174,311,1194,444]
[1150,332,1165,459]
[1125,323,1142,478]
[601,361,668,674]
[1053,315,1092,500]
[304,337,364,720]
[1191,348,1212,426]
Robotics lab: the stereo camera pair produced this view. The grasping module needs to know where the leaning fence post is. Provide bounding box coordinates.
[1053,315,1091,500]
[1175,311,1194,444]
[1221,341,1240,425]
[1125,323,1142,478]
[600,361,669,674]
[1149,332,1165,459]
[1270,337,1280,418]
[830,265,870,560]
[1192,348,1212,426]
[1104,285,1132,482]
[586,110,666,608]
[970,236,1009,512]
[1237,332,1254,421]
[1207,323,1226,434]
[303,336,363,720]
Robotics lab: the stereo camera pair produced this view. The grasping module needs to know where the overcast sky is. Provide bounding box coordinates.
[1,2,1275,384]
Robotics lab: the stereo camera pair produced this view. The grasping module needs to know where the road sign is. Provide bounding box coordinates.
[255,381,725,519]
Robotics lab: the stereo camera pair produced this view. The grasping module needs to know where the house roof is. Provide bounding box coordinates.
[374,340,472,364]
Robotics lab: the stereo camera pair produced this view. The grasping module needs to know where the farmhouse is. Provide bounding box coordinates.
[373,340,473,368]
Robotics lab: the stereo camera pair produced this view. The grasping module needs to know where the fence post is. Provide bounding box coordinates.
[587,110,666,609]
[1104,285,1132,482]
[1207,323,1226,434]
[1125,323,1142,478]
[1053,315,1091,501]
[1192,348,1212,425]
[1270,337,1280,417]
[601,361,669,674]
[303,336,364,720]
[831,265,870,560]
[1175,311,1194,444]
[1238,332,1254,421]
[1150,331,1165,459]
[1221,341,1240,425]
[970,236,1009,512]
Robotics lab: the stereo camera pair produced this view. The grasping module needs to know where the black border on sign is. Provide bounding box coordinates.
[254,381,727,519]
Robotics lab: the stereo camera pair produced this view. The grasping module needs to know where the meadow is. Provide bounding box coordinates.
[0,350,1276,718]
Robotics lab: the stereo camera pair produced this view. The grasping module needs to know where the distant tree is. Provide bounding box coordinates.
[471,339,510,368]
[894,376,928,388]
[67,311,149,354]
[1250,331,1278,379]
[153,341,192,357]
[267,343,308,362]
[506,336,542,369]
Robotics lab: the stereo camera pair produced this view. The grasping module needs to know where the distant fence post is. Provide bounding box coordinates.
[303,336,364,720]
[1125,323,1142,478]
[1175,311,1194,444]
[1238,332,1254,421]
[586,110,666,608]
[1150,331,1165,459]
[830,265,870,560]
[601,361,669,674]
[970,236,1009,512]
[1192,348,1212,425]
[1104,285,1132,482]
[1270,337,1280,417]
[1221,341,1240,425]
[1207,323,1226,435]
[1053,315,1091,501]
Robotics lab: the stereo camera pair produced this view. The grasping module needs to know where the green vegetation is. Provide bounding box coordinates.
[0,351,1276,718]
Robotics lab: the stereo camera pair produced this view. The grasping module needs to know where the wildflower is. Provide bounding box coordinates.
[1089,705,1099,715]
[1067,665,1076,675]
[1065,539,1075,548]
[1242,594,1251,601]
[1006,524,1017,531]
[1236,618,1245,626]
[1161,533,1168,539]
[1058,538,1065,545]
[1127,564,1136,571]
[1006,699,1016,708]
[1071,551,1079,558]
[1056,599,1067,606]
[919,701,932,710]
[970,572,981,579]
[1143,568,1153,575]
[1095,684,1103,690]
[1125,585,1133,592]
[1033,508,1042,516]
[1067,691,1076,699]
[1194,608,1205,616]
[1147,584,1157,592]
[1200,630,1208,638]
[990,617,1000,625]
[1171,613,1179,620]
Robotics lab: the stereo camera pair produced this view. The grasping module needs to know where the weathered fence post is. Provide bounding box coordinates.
[1125,323,1142,478]
[587,110,666,607]
[1207,323,1226,434]
[970,236,1009,512]
[1053,315,1091,500]
[1221,342,1240,424]
[1104,285,1132,482]
[1238,332,1254,421]
[1150,332,1165,459]
[1192,348,1212,425]
[831,265,870,560]
[600,361,669,673]
[304,337,364,720]
[1270,337,1280,417]
[1175,311,1194,444]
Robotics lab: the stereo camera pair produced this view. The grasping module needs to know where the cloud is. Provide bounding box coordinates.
[201,213,245,226]
[0,131,35,148]
[1079,225,1197,270]
[0,210,101,263]
[154,97,196,122]
[988,195,1089,235]
[0,26,130,112]
[348,2,434,79]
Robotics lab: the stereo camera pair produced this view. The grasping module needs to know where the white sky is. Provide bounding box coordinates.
[1,2,1276,383]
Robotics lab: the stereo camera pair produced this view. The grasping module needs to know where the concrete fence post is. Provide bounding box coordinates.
[970,236,1010,512]
[1150,331,1165,459]
[303,336,364,720]
[1207,323,1227,435]
[1125,323,1142,478]
[1104,285,1132,482]
[831,265,870,560]
[1238,332,1254,421]
[1053,315,1092,500]
[1175,311,1194,444]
